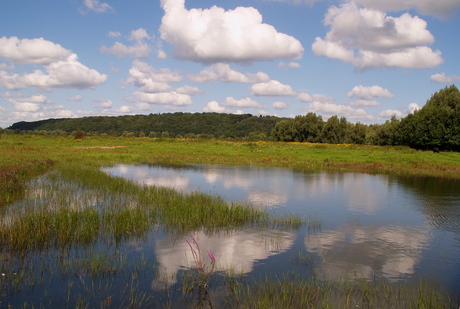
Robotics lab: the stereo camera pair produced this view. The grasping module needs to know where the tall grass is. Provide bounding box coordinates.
[228,275,453,309]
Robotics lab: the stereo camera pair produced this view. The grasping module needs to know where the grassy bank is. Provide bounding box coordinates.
[2,134,460,176]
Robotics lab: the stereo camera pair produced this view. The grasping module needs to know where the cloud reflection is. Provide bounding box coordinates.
[152,228,295,289]
[305,224,429,281]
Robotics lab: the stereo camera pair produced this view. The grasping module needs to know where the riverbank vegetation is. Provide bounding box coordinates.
[1,134,459,307]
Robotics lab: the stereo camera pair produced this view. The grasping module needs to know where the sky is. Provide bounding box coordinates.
[1,0,460,128]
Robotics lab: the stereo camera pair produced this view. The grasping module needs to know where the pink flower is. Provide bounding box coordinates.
[207,251,215,261]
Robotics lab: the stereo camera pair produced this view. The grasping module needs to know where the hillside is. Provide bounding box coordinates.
[7,112,281,139]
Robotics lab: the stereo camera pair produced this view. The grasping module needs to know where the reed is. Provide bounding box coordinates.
[228,275,453,309]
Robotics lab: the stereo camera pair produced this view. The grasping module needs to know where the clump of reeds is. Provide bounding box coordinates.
[227,275,453,309]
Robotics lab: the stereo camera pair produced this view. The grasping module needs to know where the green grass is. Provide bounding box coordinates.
[228,275,453,309]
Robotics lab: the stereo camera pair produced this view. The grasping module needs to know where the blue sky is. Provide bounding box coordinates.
[1,0,460,128]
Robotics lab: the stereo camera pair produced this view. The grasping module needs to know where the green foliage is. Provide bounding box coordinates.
[395,85,460,150]
[8,113,280,140]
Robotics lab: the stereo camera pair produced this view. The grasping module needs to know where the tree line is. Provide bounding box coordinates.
[272,85,460,151]
[4,85,459,150]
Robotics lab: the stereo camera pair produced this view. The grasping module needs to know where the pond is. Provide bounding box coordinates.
[2,163,460,307]
[102,164,460,297]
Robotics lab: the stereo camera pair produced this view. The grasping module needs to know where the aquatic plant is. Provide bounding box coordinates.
[185,237,216,287]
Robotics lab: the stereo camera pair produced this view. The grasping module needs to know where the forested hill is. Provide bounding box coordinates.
[7,112,281,139]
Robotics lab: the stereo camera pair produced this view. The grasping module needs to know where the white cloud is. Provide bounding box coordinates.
[0,36,71,65]
[308,101,373,121]
[430,72,460,83]
[130,28,151,41]
[175,85,203,95]
[278,62,301,69]
[348,85,394,100]
[108,31,121,38]
[118,105,132,113]
[69,95,83,101]
[273,101,288,110]
[312,2,443,69]
[134,91,193,106]
[0,60,107,90]
[100,28,152,58]
[5,94,53,113]
[97,100,113,108]
[135,102,151,111]
[159,0,304,63]
[0,37,107,90]
[349,99,381,107]
[100,42,151,59]
[251,80,296,96]
[221,97,264,108]
[188,63,270,84]
[83,0,114,13]
[127,60,182,86]
[297,92,335,103]
[408,102,420,113]
[352,0,460,18]
[378,109,405,118]
[203,101,228,113]
[0,101,76,128]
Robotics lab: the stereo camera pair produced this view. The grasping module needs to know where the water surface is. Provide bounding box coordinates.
[103,163,460,295]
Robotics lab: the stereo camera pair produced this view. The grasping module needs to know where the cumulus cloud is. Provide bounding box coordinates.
[273,101,288,110]
[203,97,263,112]
[430,72,460,83]
[203,101,228,113]
[278,62,301,69]
[100,28,152,58]
[408,102,420,113]
[251,80,296,96]
[134,91,193,106]
[127,60,182,87]
[307,101,373,121]
[108,31,121,38]
[348,85,394,99]
[221,97,264,108]
[97,100,113,108]
[312,2,443,69]
[0,96,76,127]
[69,95,83,101]
[188,63,270,84]
[175,85,203,95]
[6,94,52,112]
[159,0,304,63]
[378,109,405,118]
[297,92,335,103]
[0,37,107,90]
[353,0,460,18]
[83,0,114,13]
[349,99,381,107]
[0,54,107,90]
[0,36,71,65]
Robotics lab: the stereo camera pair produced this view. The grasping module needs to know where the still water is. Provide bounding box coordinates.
[103,164,460,296]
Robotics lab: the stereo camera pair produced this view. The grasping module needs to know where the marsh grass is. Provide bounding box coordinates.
[228,275,453,309]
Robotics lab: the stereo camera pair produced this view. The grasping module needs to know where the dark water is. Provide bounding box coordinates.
[103,164,460,296]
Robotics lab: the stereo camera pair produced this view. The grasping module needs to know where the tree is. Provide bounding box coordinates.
[395,85,460,150]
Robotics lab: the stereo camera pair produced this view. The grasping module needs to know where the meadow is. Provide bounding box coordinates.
[1,134,459,308]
